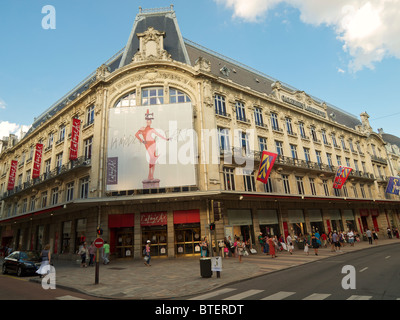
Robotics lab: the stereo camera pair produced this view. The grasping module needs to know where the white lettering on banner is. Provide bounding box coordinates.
[41,265,56,290]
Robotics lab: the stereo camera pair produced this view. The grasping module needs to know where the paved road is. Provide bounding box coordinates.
[187,244,400,300]
[0,273,104,300]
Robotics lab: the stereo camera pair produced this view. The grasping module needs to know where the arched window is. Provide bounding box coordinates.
[169,88,191,103]
[114,91,136,108]
[142,87,164,106]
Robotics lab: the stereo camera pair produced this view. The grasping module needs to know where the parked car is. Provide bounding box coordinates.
[2,251,41,277]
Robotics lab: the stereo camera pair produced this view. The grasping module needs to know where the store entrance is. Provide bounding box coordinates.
[175,224,201,256]
[310,222,325,234]
[115,228,134,258]
[142,226,168,257]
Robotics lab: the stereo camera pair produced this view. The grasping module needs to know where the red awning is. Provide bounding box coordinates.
[108,214,135,228]
[173,209,200,224]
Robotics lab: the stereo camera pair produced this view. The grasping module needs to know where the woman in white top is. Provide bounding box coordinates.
[286,235,294,255]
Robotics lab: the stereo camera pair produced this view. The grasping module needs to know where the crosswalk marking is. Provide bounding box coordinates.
[302,293,331,300]
[55,295,85,300]
[261,291,296,300]
[188,288,237,300]
[347,295,372,300]
[223,289,264,300]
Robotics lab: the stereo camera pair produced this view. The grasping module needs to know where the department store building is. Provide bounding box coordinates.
[1,6,399,260]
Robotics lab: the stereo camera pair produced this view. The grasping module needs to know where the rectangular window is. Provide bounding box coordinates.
[336,155,342,166]
[218,127,230,152]
[80,176,89,199]
[214,95,226,116]
[282,174,290,194]
[360,184,366,198]
[59,125,66,143]
[285,118,294,135]
[264,177,273,193]
[331,134,338,147]
[342,185,348,197]
[309,178,316,195]
[352,184,358,198]
[243,171,256,192]
[299,122,306,138]
[22,198,27,213]
[223,167,235,191]
[235,101,246,122]
[345,157,351,167]
[310,126,318,142]
[316,150,322,165]
[321,130,328,145]
[258,137,267,152]
[271,112,280,131]
[322,180,329,196]
[86,105,95,126]
[290,144,298,159]
[240,131,250,155]
[296,176,305,195]
[30,197,36,212]
[275,141,283,156]
[84,137,93,160]
[326,153,333,168]
[56,152,63,174]
[66,181,74,202]
[304,147,310,162]
[41,191,48,208]
[142,87,164,105]
[254,107,264,126]
[51,187,59,205]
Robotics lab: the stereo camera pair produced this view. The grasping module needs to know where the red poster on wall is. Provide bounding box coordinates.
[32,143,43,179]
[7,160,18,190]
[283,221,289,239]
[69,118,81,160]
[326,220,332,233]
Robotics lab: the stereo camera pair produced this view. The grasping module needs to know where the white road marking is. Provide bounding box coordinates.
[189,288,237,300]
[359,267,368,272]
[347,295,372,300]
[302,293,331,300]
[385,256,391,259]
[262,291,296,300]
[223,289,264,300]
[55,295,85,300]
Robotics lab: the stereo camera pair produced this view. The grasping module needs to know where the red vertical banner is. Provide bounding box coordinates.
[32,143,43,179]
[69,118,81,160]
[7,160,18,190]
[326,220,332,233]
[283,221,289,239]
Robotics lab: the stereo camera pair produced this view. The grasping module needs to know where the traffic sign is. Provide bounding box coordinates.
[94,238,104,248]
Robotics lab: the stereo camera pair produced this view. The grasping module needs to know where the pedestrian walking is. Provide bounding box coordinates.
[78,242,88,268]
[36,244,51,278]
[103,241,110,264]
[88,242,95,267]
[144,240,151,266]
[258,232,265,253]
[387,228,392,239]
[372,229,378,244]
[321,232,327,248]
[286,234,294,255]
[236,237,245,262]
[347,230,355,246]
[267,235,277,258]
[311,233,319,255]
[332,231,340,252]
[366,228,373,244]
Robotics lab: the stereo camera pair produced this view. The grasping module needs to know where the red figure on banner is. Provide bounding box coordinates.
[135,109,170,182]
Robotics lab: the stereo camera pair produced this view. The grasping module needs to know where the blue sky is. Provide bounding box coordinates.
[1,0,400,138]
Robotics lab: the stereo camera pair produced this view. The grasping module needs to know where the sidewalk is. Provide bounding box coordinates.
[29,238,400,299]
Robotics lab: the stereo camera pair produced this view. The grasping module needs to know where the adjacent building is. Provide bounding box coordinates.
[1,6,399,260]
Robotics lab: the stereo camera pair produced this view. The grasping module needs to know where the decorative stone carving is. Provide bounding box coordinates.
[133,27,172,62]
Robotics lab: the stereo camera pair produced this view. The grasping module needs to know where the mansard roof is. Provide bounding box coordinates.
[24,6,373,140]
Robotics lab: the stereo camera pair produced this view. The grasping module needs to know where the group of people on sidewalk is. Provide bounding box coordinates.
[77,240,110,268]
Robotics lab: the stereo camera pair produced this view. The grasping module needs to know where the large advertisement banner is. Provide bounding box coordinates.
[385,176,400,195]
[333,166,352,189]
[106,103,196,190]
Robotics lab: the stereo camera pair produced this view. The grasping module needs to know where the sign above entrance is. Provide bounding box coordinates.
[141,212,167,226]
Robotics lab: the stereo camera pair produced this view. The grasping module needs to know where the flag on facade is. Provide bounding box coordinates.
[333,166,352,189]
[32,143,44,179]
[69,118,81,160]
[385,176,400,195]
[256,151,277,184]
[7,160,18,190]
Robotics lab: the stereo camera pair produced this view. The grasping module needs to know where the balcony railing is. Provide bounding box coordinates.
[0,156,91,200]
[370,155,387,165]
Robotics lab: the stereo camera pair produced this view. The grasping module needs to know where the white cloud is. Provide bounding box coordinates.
[0,98,6,109]
[0,121,31,140]
[215,0,400,72]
